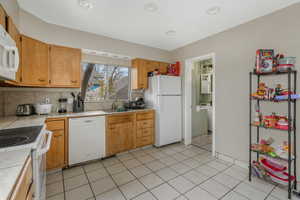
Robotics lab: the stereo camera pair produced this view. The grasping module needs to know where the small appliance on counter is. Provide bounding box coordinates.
[16,104,35,116]
[35,103,52,115]
[34,97,52,115]
[58,98,68,113]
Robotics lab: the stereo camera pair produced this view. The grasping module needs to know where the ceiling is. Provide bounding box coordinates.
[17,0,300,51]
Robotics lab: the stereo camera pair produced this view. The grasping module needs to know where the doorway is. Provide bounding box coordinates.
[184,53,216,156]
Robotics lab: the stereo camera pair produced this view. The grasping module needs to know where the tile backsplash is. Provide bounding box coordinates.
[0,88,144,117]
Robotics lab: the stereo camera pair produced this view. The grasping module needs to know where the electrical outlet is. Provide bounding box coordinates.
[68,98,73,104]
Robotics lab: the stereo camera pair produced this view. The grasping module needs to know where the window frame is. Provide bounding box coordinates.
[82,62,131,102]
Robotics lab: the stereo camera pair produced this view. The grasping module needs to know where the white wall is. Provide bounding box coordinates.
[171,3,300,173]
[18,10,171,62]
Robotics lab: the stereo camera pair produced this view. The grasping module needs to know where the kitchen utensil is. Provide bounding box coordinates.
[58,98,68,113]
[72,93,84,113]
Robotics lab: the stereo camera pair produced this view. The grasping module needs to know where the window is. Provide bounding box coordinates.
[82,63,130,102]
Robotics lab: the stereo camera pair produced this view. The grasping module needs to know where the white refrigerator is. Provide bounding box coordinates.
[145,75,182,147]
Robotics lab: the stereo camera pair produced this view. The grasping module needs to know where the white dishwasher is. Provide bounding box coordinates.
[69,116,106,165]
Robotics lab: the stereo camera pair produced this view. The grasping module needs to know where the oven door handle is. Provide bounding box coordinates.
[38,131,53,156]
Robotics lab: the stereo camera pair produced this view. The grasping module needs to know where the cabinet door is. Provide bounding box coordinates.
[119,122,134,151]
[107,122,134,155]
[49,45,81,87]
[7,17,21,82]
[21,35,49,86]
[0,5,6,28]
[146,61,160,73]
[46,130,65,170]
[159,62,169,74]
[131,59,148,89]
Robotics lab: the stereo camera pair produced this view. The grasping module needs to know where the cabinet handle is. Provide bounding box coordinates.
[71,80,78,83]
[38,79,46,82]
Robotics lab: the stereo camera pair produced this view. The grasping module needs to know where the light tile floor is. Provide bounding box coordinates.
[46,143,297,200]
[192,134,212,151]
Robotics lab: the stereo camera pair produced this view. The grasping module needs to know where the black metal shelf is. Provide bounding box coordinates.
[252,69,297,76]
[251,97,297,103]
[251,124,295,132]
[250,149,295,162]
[249,69,297,199]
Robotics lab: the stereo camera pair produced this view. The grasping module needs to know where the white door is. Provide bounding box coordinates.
[69,116,105,165]
[156,95,182,146]
[158,76,181,95]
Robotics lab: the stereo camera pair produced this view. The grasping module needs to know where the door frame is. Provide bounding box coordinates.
[184,53,216,156]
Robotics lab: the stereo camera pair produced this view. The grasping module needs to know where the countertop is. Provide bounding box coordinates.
[0,148,31,200]
[0,109,154,130]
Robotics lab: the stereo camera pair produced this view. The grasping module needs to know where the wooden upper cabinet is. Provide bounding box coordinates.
[49,45,81,88]
[0,5,6,29]
[159,62,169,74]
[131,58,170,89]
[7,16,21,82]
[21,35,49,86]
[131,59,148,89]
[146,60,159,72]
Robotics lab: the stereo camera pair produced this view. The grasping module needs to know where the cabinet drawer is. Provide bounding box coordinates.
[136,136,153,147]
[136,112,154,121]
[107,115,133,124]
[137,128,153,138]
[46,120,65,131]
[137,120,153,129]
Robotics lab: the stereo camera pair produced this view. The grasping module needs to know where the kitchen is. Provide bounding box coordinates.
[1,0,300,200]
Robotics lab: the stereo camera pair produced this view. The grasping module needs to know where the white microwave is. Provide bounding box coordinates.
[0,24,19,80]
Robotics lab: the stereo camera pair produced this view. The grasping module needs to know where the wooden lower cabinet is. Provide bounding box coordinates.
[46,118,66,170]
[106,110,155,156]
[136,111,155,148]
[9,157,33,200]
[106,114,135,156]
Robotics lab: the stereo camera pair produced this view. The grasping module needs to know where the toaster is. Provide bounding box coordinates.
[16,104,35,116]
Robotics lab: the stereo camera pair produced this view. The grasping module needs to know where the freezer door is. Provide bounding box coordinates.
[156,95,182,146]
[157,76,181,95]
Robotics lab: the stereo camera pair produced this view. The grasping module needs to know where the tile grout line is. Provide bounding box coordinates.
[61,169,67,200]
[124,145,219,199]
[56,143,253,200]
[264,185,277,200]
[121,145,218,200]
[102,156,131,200]
[82,165,98,200]
[115,153,161,200]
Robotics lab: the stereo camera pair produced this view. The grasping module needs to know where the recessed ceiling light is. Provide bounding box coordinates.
[78,0,94,9]
[144,2,158,12]
[206,6,221,15]
[166,30,176,37]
